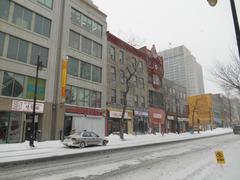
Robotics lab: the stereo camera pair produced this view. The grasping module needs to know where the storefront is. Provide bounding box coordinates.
[107,108,133,135]
[64,106,106,137]
[178,117,188,132]
[133,110,148,134]
[166,115,175,133]
[148,107,166,133]
[0,99,44,144]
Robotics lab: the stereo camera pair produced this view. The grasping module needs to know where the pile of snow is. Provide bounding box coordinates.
[0,128,232,164]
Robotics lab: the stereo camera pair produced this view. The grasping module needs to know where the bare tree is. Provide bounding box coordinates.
[212,53,240,94]
[119,60,138,140]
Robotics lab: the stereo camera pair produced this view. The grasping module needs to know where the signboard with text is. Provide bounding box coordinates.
[110,111,128,119]
[11,100,44,113]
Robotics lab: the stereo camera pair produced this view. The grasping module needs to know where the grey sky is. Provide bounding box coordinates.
[93,0,240,94]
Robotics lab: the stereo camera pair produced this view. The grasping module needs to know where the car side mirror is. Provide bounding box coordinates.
[97,135,99,137]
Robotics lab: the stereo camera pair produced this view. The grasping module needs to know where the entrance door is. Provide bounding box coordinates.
[0,112,9,144]
[64,116,72,136]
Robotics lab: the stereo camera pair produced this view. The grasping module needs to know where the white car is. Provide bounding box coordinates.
[63,131,108,148]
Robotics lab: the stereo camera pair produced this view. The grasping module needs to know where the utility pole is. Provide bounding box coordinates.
[30,56,42,147]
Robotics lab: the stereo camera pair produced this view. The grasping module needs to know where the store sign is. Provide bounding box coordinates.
[178,118,188,122]
[153,113,161,119]
[11,100,44,113]
[110,111,128,119]
[135,111,148,117]
[167,115,175,120]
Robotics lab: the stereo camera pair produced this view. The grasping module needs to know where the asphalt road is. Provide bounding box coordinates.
[0,134,239,180]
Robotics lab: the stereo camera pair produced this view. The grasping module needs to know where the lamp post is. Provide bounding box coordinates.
[207,0,240,59]
[29,56,42,147]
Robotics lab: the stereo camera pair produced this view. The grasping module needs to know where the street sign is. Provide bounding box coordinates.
[215,150,225,165]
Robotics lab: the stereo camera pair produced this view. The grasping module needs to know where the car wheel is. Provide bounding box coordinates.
[79,141,85,148]
[102,140,107,146]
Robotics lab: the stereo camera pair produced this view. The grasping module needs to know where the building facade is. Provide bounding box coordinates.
[0,0,108,143]
[159,45,205,96]
[162,78,188,133]
[139,45,165,133]
[106,32,149,135]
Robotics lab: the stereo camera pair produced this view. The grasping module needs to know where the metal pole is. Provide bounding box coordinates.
[29,56,41,147]
[230,0,240,59]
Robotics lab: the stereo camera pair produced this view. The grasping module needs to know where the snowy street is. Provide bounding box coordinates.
[0,133,239,180]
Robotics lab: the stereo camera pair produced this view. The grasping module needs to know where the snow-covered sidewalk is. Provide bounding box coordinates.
[0,128,232,164]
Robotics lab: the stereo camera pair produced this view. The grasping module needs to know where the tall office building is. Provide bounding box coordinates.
[159,45,204,96]
[0,0,107,143]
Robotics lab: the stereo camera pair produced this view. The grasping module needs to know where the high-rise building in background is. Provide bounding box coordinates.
[159,45,205,96]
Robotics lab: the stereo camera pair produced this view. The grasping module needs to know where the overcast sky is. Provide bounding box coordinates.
[93,0,240,95]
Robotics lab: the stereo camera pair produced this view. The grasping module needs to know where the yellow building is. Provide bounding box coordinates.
[188,94,213,129]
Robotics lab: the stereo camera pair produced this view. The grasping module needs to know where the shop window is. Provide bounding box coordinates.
[92,41,102,59]
[0,0,10,20]
[68,57,79,77]
[7,36,28,63]
[81,36,92,55]
[12,4,32,30]
[26,77,46,100]
[37,0,53,9]
[34,14,51,37]
[80,61,91,80]
[31,43,49,67]
[0,32,5,56]
[69,30,80,50]
[92,65,102,83]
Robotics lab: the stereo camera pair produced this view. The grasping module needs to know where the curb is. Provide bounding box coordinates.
[0,132,233,168]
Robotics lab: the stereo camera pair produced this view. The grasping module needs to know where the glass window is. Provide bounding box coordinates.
[92,65,102,83]
[2,72,14,96]
[92,21,102,37]
[26,77,45,100]
[68,57,78,77]
[90,91,96,107]
[34,14,51,37]
[96,91,101,108]
[120,70,125,84]
[92,41,102,59]
[77,88,85,106]
[111,89,116,103]
[111,66,116,81]
[134,95,138,107]
[30,44,49,67]
[119,50,124,64]
[84,89,90,107]
[66,85,72,104]
[139,61,143,72]
[110,46,115,61]
[120,91,124,105]
[13,4,32,30]
[71,8,81,26]
[82,14,92,32]
[140,96,145,107]
[13,74,24,98]
[133,76,137,86]
[0,0,10,20]
[138,78,144,89]
[65,85,76,104]
[37,0,53,9]
[80,62,91,80]
[69,31,80,50]
[7,36,28,63]
[81,36,92,55]
[0,32,5,56]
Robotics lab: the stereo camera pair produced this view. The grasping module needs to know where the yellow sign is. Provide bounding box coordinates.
[61,57,68,102]
[215,150,225,165]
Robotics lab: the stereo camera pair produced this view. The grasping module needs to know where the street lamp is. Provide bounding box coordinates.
[29,55,42,147]
[207,0,217,7]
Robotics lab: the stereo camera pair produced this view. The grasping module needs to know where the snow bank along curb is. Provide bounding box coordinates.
[0,131,232,167]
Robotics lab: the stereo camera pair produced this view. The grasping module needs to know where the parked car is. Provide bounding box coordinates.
[63,131,109,148]
[233,125,240,135]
